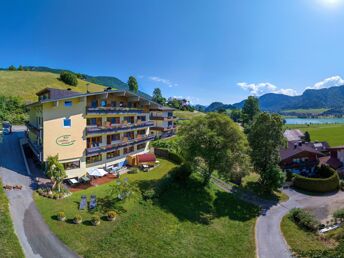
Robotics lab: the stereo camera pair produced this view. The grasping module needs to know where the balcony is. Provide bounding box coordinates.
[26,122,41,135]
[151,125,177,132]
[86,121,154,136]
[150,115,177,121]
[87,107,144,115]
[86,135,155,156]
[282,160,318,170]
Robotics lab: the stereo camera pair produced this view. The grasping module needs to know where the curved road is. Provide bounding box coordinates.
[0,128,79,258]
[256,188,344,258]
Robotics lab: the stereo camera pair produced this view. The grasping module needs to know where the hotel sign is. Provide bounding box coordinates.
[56,135,76,146]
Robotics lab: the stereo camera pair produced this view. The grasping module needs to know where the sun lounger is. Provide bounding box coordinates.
[79,195,87,210]
[89,195,97,209]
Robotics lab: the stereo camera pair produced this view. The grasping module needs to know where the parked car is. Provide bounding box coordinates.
[2,121,12,135]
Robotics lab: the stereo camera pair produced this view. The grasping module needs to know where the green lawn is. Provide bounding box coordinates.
[0,71,106,103]
[281,215,334,255]
[284,124,344,146]
[35,159,259,258]
[241,173,289,203]
[0,179,24,258]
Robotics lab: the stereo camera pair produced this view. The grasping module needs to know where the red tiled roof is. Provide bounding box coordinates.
[137,153,156,163]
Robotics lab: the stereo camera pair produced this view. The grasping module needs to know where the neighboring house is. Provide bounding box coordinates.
[319,146,344,172]
[279,141,326,174]
[283,129,305,142]
[150,106,176,138]
[25,87,161,178]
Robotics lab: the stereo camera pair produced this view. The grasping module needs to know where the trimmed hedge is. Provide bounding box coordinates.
[154,148,183,165]
[293,166,339,193]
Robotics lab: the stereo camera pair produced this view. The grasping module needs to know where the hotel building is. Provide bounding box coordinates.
[26,87,162,178]
[150,106,177,138]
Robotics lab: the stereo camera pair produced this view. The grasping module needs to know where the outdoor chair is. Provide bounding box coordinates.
[89,195,97,209]
[79,195,87,210]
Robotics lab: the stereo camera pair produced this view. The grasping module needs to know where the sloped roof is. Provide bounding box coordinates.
[36,88,80,101]
[280,141,325,161]
[137,153,156,163]
[283,129,304,141]
[319,156,342,169]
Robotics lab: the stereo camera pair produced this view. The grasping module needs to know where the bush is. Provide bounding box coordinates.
[107,211,117,221]
[168,151,183,165]
[154,148,183,165]
[340,180,344,191]
[289,208,319,232]
[57,211,65,221]
[199,212,214,225]
[129,167,139,174]
[142,189,157,200]
[74,214,82,224]
[334,209,344,220]
[293,166,339,193]
[91,215,100,226]
[59,71,78,86]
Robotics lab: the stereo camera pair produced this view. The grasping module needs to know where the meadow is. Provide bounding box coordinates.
[284,124,344,146]
[34,159,259,258]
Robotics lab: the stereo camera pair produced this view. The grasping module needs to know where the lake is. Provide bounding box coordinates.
[285,118,344,124]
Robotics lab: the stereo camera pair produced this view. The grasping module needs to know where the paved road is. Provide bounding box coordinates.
[0,127,79,258]
[256,188,344,258]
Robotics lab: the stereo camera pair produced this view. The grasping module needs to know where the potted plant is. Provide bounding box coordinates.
[73,214,82,224]
[91,215,100,226]
[107,211,117,221]
[57,211,66,221]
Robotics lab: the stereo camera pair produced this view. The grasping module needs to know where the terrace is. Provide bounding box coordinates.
[150,115,177,120]
[151,125,177,132]
[86,121,154,135]
[86,135,155,156]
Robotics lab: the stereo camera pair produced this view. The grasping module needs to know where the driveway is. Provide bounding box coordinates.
[256,188,344,258]
[0,127,79,258]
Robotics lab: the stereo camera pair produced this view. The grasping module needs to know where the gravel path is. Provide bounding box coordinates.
[0,127,79,258]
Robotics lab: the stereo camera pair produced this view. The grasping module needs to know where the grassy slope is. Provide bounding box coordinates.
[174,110,206,120]
[281,215,333,254]
[35,159,259,258]
[0,71,106,103]
[0,179,24,258]
[284,124,344,146]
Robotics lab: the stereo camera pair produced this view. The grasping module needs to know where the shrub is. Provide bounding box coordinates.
[37,188,44,195]
[107,211,117,221]
[91,215,100,226]
[59,71,78,86]
[154,148,183,165]
[129,167,139,174]
[199,212,214,225]
[74,214,82,224]
[340,180,344,191]
[293,166,339,193]
[57,211,65,221]
[142,189,157,200]
[289,208,319,232]
[334,209,344,220]
[168,151,183,165]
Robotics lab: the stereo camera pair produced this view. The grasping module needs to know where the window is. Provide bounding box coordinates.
[137,115,146,122]
[107,117,120,124]
[101,100,107,107]
[137,129,146,137]
[137,143,146,150]
[124,131,134,140]
[124,116,134,124]
[107,150,120,159]
[123,147,134,154]
[86,154,102,164]
[64,101,72,107]
[168,112,173,117]
[62,160,80,170]
[87,118,97,126]
[111,101,117,107]
[63,118,71,128]
[91,100,98,108]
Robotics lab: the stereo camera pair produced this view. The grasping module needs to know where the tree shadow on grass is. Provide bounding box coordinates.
[137,175,260,224]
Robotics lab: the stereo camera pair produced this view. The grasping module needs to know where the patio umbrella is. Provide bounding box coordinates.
[88,168,108,177]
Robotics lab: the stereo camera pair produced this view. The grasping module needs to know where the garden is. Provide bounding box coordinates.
[281,207,344,258]
[34,159,259,258]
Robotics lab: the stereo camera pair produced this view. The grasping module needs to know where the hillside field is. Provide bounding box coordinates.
[0,71,106,103]
[282,108,329,114]
[284,124,344,146]
[174,110,206,120]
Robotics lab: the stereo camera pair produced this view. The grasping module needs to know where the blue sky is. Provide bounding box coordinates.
[1,0,344,105]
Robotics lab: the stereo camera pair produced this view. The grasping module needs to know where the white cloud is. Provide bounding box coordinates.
[148,76,178,88]
[238,82,298,96]
[306,75,344,90]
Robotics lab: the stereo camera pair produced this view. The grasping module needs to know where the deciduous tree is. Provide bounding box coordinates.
[59,71,78,86]
[242,96,260,127]
[46,155,67,193]
[248,112,285,192]
[128,76,138,93]
[152,88,166,105]
[179,113,251,185]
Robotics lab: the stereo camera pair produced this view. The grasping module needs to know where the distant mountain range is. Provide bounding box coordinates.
[200,85,344,113]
